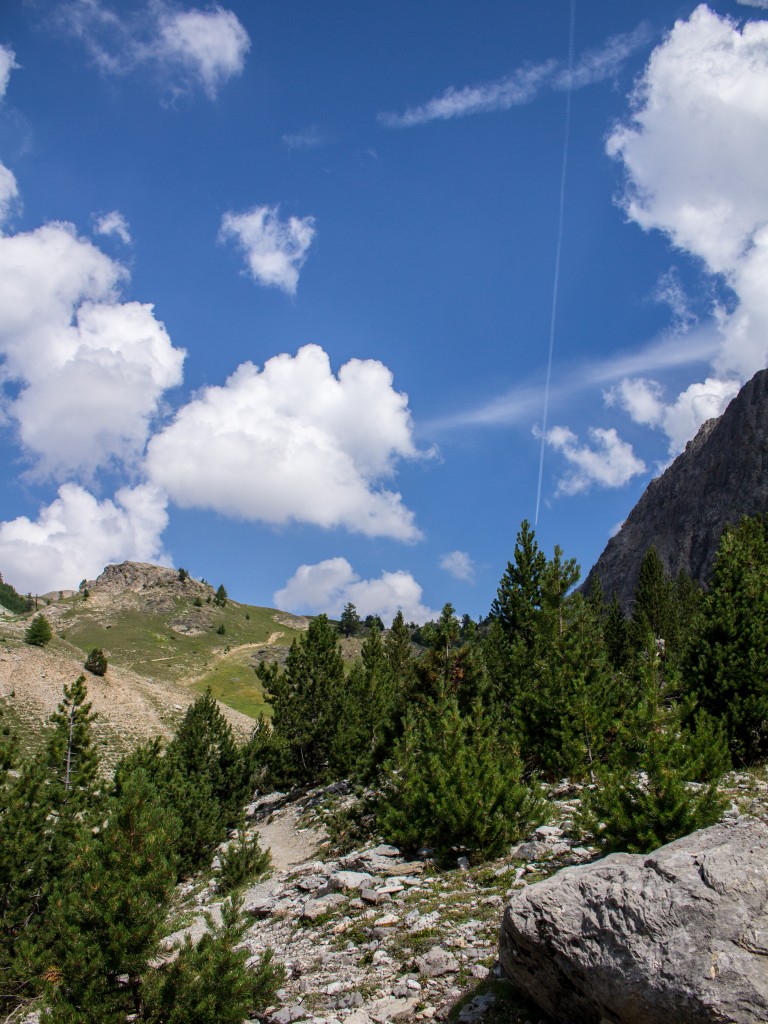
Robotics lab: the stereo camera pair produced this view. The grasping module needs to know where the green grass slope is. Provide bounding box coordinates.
[32,574,309,720]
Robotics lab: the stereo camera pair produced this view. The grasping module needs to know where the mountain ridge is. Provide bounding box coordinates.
[584,367,768,609]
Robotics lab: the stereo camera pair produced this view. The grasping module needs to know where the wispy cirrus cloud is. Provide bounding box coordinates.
[0,164,19,227]
[282,126,328,150]
[428,325,719,431]
[0,44,18,99]
[379,23,651,128]
[439,550,476,583]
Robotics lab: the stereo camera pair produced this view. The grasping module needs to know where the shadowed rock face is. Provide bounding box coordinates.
[499,816,768,1024]
[583,368,768,610]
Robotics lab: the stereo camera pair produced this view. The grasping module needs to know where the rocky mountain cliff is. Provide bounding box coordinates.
[584,367,768,610]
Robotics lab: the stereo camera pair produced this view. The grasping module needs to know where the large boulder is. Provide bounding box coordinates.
[499,816,768,1023]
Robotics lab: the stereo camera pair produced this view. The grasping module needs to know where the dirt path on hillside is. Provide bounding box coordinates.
[182,632,285,688]
[254,803,327,871]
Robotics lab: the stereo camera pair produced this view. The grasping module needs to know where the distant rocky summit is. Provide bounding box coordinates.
[82,561,208,599]
[584,367,768,609]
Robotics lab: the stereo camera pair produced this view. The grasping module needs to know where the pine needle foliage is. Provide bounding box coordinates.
[84,647,108,676]
[330,623,403,780]
[0,677,101,1010]
[0,683,284,1023]
[162,690,248,875]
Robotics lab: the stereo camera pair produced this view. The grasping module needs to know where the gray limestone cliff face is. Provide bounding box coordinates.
[583,367,768,610]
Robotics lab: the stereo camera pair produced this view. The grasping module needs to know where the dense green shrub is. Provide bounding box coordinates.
[84,648,108,676]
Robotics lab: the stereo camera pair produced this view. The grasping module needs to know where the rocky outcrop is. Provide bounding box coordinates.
[584,368,768,609]
[81,561,212,606]
[499,815,768,1024]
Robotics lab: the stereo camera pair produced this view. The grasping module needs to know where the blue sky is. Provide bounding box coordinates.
[1,0,767,623]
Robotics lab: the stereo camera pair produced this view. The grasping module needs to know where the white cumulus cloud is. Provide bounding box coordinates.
[545,425,646,495]
[94,209,132,245]
[146,344,424,541]
[605,377,665,428]
[219,205,316,294]
[607,5,768,444]
[155,5,250,100]
[607,375,740,454]
[0,483,170,594]
[0,221,185,477]
[439,550,476,583]
[57,1,249,99]
[275,557,439,625]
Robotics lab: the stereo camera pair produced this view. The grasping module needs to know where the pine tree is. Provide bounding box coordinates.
[0,575,32,614]
[535,595,623,782]
[0,678,101,1010]
[377,697,545,861]
[143,896,284,1024]
[384,610,414,688]
[630,545,679,655]
[0,758,52,1005]
[45,674,99,796]
[256,615,345,784]
[162,690,247,874]
[604,592,630,670]
[44,769,180,1023]
[338,602,361,638]
[684,515,768,764]
[412,603,488,713]
[25,613,53,647]
[579,653,729,854]
[490,520,547,645]
[217,832,271,893]
[330,624,402,779]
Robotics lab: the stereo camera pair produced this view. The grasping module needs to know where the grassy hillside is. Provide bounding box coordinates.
[0,559,313,735]
[48,597,304,717]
